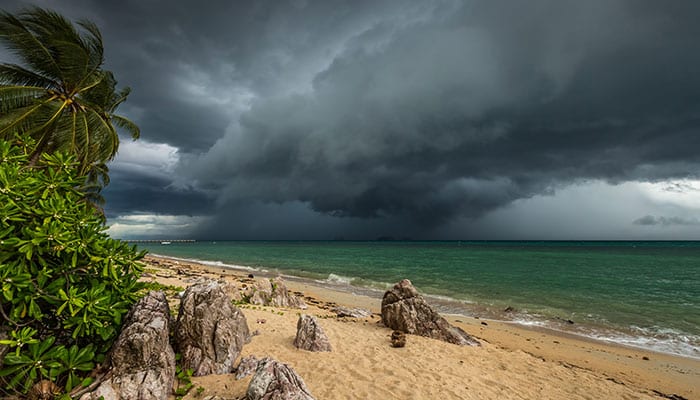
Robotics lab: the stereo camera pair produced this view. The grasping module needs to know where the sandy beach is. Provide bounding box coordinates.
[144,255,699,400]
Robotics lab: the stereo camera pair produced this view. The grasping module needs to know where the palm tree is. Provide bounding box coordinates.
[0,7,139,174]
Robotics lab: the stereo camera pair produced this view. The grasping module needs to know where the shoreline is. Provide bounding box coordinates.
[147,252,699,360]
[145,254,699,399]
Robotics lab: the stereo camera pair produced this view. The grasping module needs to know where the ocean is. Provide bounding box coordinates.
[138,240,700,359]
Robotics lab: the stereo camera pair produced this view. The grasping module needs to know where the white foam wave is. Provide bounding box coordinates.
[424,293,475,305]
[506,314,700,359]
[587,327,700,359]
[324,273,354,285]
[148,254,263,272]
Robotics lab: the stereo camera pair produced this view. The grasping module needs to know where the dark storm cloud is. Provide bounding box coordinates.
[3,1,699,237]
[101,169,215,218]
[177,0,700,231]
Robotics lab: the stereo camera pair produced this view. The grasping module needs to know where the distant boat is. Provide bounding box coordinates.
[160,241,172,245]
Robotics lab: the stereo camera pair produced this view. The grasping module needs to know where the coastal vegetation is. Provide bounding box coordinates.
[0,139,146,397]
[0,7,144,398]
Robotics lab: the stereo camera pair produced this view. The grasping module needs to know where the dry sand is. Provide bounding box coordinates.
[144,255,699,400]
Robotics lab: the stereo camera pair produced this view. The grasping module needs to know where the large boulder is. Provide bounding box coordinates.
[175,280,251,376]
[81,291,176,400]
[293,314,332,352]
[245,358,315,400]
[381,279,480,346]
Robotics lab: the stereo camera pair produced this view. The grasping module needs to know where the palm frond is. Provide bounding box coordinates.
[0,64,58,88]
[0,9,63,81]
[79,70,115,107]
[0,105,40,138]
[84,107,119,163]
[48,38,90,90]
[76,19,104,72]
[111,114,140,139]
[75,111,90,168]
[0,85,49,112]
[0,96,57,136]
[108,86,131,113]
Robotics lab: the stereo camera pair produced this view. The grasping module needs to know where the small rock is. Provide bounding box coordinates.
[481,322,488,326]
[642,356,650,361]
[504,306,515,313]
[390,330,406,348]
[293,314,332,352]
[248,274,255,278]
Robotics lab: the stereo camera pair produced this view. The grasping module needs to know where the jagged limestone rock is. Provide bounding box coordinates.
[235,355,261,379]
[293,314,332,352]
[245,358,315,400]
[381,279,480,346]
[175,280,251,376]
[244,277,307,309]
[81,291,176,400]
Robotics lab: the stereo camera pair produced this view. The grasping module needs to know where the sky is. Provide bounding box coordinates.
[2,0,700,240]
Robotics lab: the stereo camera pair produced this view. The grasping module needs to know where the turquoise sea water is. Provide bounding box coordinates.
[139,240,700,358]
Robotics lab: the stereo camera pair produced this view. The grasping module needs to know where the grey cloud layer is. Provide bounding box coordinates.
[634,215,700,227]
[4,0,699,238]
[178,0,700,228]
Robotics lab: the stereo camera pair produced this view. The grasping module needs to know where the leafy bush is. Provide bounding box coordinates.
[0,139,145,396]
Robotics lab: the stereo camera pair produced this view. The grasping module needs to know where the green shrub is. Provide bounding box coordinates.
[0,139,146,396]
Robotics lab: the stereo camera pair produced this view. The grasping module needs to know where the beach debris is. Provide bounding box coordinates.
[235,355,261,379]
[81,291,176,400]
[331,306,372,319]
[390,330,407,348]
[504,306,515,312]
[0,331,8,370]
[293,314,332,352]
[481,322,488,326]
[381,279,480,346]
[248,273,255,278]
[245,357,315,400]
[652,390,688,400]
[27,380,61,400]
[175,280,251,376]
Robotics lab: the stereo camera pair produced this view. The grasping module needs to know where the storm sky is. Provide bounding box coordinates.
[3,0,700,239]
